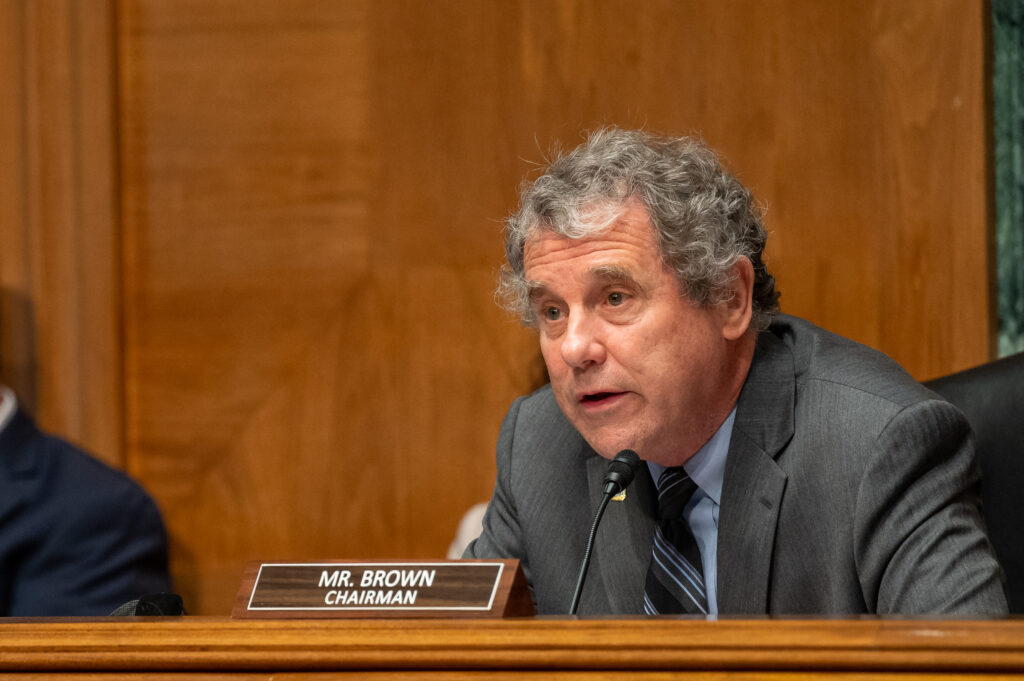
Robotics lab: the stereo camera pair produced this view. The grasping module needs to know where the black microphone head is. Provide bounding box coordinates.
[110,593,187,616]
[603,449,641,495]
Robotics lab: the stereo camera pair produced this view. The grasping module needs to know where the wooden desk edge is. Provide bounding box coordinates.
[0,617,1021,673]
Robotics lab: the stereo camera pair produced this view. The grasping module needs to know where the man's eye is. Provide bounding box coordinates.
[544,307,562,321]
[607,292,626,306]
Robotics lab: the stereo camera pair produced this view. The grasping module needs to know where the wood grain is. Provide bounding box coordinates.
[0,618,1022,676]
[0,0,123,464]
[116,0,545,614]
[0,671,1015,675]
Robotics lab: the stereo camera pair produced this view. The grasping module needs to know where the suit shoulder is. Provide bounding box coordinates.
[500,385,586,463]
[514,384,561,421]
[11,417,162,525]
[770,314,930,409]
[507,382,581,436]
[45,435,152,500]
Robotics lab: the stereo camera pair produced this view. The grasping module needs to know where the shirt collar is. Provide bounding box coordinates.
[646,405,736,506]
[0,387,17,435]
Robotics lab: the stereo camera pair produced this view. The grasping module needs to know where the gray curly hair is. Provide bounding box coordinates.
[498,127,780,331]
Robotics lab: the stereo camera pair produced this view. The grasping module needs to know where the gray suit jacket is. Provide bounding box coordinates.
[466,315,1007,615]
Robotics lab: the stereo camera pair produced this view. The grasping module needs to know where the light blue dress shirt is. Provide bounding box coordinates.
[646,406,736,614]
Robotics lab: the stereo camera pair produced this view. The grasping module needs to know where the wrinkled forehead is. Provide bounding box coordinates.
[523,202,666,278]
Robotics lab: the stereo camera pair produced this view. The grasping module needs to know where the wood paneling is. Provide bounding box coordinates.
[2,0,993,614]
[0,0,123,465]
[365,0,993,377]
[116,0,542,613]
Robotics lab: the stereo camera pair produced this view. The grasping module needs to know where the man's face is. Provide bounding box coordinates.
[522,202,739,466]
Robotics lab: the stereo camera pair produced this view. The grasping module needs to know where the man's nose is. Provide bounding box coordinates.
[560,313,607,369]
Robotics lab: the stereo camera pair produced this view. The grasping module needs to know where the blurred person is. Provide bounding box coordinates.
[447,502,487,559]
[0,383,172,615]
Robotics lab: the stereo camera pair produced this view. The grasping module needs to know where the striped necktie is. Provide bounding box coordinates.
[643,466,708,615]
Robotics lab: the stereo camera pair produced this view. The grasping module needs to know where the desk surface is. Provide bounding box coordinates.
[1,617,1022,678]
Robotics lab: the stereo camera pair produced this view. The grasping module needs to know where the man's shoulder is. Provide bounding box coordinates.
[3,409,156,513]
[512,383,560,419]
[767,313,930,408]
[504,384,584,452]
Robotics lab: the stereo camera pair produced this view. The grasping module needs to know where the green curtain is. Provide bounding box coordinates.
[994,0,1024,356]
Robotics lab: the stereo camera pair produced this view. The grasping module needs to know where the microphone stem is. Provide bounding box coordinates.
[569,491,613,615]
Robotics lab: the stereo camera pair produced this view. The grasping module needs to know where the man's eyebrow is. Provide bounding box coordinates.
[525,265,642,302]
[526,281,548,301]
[592,264,640,287]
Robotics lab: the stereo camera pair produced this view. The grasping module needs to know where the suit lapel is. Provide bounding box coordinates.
[717,331,794,614]
[586,448,657,614]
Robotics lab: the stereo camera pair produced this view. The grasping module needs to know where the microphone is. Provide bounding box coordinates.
[569,449,641,615]
[110,593,187,616]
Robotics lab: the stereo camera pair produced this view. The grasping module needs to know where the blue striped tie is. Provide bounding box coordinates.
[643,467,708,615]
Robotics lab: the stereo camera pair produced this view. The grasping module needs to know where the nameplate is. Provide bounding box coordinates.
[232,559,534,618]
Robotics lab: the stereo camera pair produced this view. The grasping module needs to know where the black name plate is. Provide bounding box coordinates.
[232,559,534,618]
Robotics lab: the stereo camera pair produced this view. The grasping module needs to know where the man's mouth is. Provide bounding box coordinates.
[580,391,624,404]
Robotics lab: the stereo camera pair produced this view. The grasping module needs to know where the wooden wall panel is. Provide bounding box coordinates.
[47,0,987,614]
[117,0,542,612]
[0,0,123,465]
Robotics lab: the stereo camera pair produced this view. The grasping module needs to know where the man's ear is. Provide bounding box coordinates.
[719,257,754,341]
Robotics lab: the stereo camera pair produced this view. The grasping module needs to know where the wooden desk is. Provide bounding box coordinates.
[1,617,1022,679]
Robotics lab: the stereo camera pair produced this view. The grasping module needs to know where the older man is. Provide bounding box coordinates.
[465,128,1006,616]
[0,385,172,615]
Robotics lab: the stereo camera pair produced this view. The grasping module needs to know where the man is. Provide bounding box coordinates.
[0,385,172,615]
[465,128,1007,615]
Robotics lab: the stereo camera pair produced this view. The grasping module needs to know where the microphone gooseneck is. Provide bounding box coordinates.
[569,449,641,615]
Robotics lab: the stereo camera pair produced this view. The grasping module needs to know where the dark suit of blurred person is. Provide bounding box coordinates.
[0,387,172,616]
